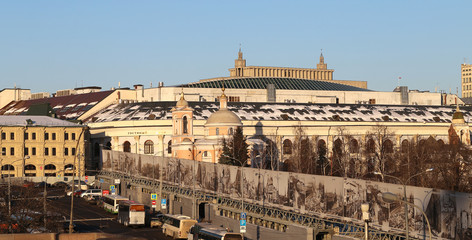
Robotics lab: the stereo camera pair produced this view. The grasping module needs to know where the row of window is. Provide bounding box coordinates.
[281,138,445,155]
[0,132,77,141]
[463,77,472,83]
[1,147,76,156]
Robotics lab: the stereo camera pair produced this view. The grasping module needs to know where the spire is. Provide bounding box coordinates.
[220,87,228,109]
[176,88,188,108]
[238,44,243,60]
[319,49,324,64]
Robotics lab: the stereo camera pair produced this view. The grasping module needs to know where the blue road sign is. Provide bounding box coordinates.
[240,212,247,219]
[151,193,157,200]
[240,220,246,227]
[100,179,104,183]
[161,199,166,205]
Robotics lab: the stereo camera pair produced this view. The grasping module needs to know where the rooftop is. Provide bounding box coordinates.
[0,116,83,127]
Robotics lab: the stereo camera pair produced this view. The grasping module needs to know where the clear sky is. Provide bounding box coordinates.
[1,1,471,95]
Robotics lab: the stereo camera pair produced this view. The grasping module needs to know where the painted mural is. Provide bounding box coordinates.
[102,150,472,239]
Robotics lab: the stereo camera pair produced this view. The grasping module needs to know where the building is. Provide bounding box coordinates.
[0,116,88,178]
[462,63,472,98]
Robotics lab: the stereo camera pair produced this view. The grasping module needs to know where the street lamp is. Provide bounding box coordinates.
[43,167,73,229]
[189,148,202,220]
[373,168,433,240]
[222,154,250,226]
[7,156,30,233]
[361,203,370,240]
[382,192,432,240]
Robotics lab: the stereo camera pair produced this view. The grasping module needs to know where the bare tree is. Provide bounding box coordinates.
[286,124,317,174]
[363,124,395,179]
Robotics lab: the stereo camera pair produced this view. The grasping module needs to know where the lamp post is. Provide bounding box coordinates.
[361,203,370,240]
[7,156,30,233]
[189,148,202,220]
[382,192,432,240]
[222,154,250,226]
[374,168,433,240]
[43,167,72,229]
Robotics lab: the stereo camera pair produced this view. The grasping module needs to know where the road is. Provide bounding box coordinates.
[48,189,172,240]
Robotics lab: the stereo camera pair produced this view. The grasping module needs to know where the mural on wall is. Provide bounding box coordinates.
[101,150,472,239]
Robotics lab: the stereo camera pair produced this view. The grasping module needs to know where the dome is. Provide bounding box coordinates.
[205,109,242,126]
[176,91,188,108]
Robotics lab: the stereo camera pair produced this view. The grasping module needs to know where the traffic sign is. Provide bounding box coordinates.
[240,212,247,219]
[99,179,104,183]
[240,219,247,233]
[152,200,157,208]
[114,179,120,184]
[151,193,157,200]
[85,176,88,180]
[161,198,167,209]
[103,190,110,195]
[85,179,88,183]
[110,185,115,191]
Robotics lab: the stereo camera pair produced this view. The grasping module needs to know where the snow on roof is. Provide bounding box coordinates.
[0,116,83,127]
[89,101,464,124]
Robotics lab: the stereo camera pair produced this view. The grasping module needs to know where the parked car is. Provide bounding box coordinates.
[150,213,164,228]
[66,189,84,197]
[52,181,69,188]
[22,182,34,188]
[84,195,100,204]
[34,181,51,188]
[80,189,103,198]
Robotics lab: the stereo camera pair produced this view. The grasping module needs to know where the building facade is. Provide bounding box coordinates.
[0,116,88,178]
[462,63,472,98]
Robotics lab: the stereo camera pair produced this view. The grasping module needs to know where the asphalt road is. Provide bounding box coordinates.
[48,189,172,240]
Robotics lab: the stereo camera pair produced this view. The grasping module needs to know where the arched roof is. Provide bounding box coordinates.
[179,77,370,91]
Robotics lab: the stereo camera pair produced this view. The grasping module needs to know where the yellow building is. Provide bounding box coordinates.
[462,63,472,98]
[0,116,88,178]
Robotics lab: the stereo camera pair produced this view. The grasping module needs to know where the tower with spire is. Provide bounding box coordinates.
[171,90,195,159]
[317,50,327,70]
[234,47,246,76]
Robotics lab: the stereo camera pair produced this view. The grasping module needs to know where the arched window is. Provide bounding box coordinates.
[144,140,154,154]
[44,164,56,170]
[366,139,375,153]
[167,140,172,154]
[334,139,343,155]
[183,116,188,134]
[123,141,131,153]
[383,139,393,153]
[401,139,409,153]
[24,164,36,170]
[317,139,327,156]
[25,164,36,177]
[283,139,292,155]
[64,164,74,170]
[349,139,359,153]
[1,165,14,171]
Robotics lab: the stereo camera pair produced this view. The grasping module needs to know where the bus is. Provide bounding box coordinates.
[102,194,129,214]
[161,214,197,239]
[117,200,145,227]
[188,222,243,240]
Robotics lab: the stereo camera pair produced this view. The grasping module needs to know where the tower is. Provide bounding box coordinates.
[234,48,246,76]
[317,52,327,70]
[171,91,194,159]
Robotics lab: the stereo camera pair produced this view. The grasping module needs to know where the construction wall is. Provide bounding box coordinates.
[102,150,472,239]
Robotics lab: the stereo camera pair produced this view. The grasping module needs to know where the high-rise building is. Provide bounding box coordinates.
[461,63,472,98]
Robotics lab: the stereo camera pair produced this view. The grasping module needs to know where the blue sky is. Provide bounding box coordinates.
[1,1,471,95]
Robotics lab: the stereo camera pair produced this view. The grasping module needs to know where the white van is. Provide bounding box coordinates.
[80,189,103,198]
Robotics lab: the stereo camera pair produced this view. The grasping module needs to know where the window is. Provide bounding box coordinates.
[10,133,14,140]
[32,132,36,140]
[183,116,188,134]
[283,139,292,155]
[1,132,5,140]
[64,133,69,140]
[24,132,29,140]
[52,133,56,140]
[167,140,172,154]
[45,133,49,140]
[216,128,219,135]
[52,147,56,156]
[349,139,359,153]
[72,148,76,156]
[1,147,6,155]
[228,128,233,135]
[64,148,69,156]
[32,147,36,156]
[45,148,49,156]
[10,147,14,156]
[123,141,131,153]
[144,140,154,154]
[72,133,76,140]
[24,147,29,156]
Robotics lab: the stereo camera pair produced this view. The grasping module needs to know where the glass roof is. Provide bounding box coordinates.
[179,77,370,91]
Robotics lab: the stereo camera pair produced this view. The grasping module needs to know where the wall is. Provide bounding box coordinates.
[101,150,472,239]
